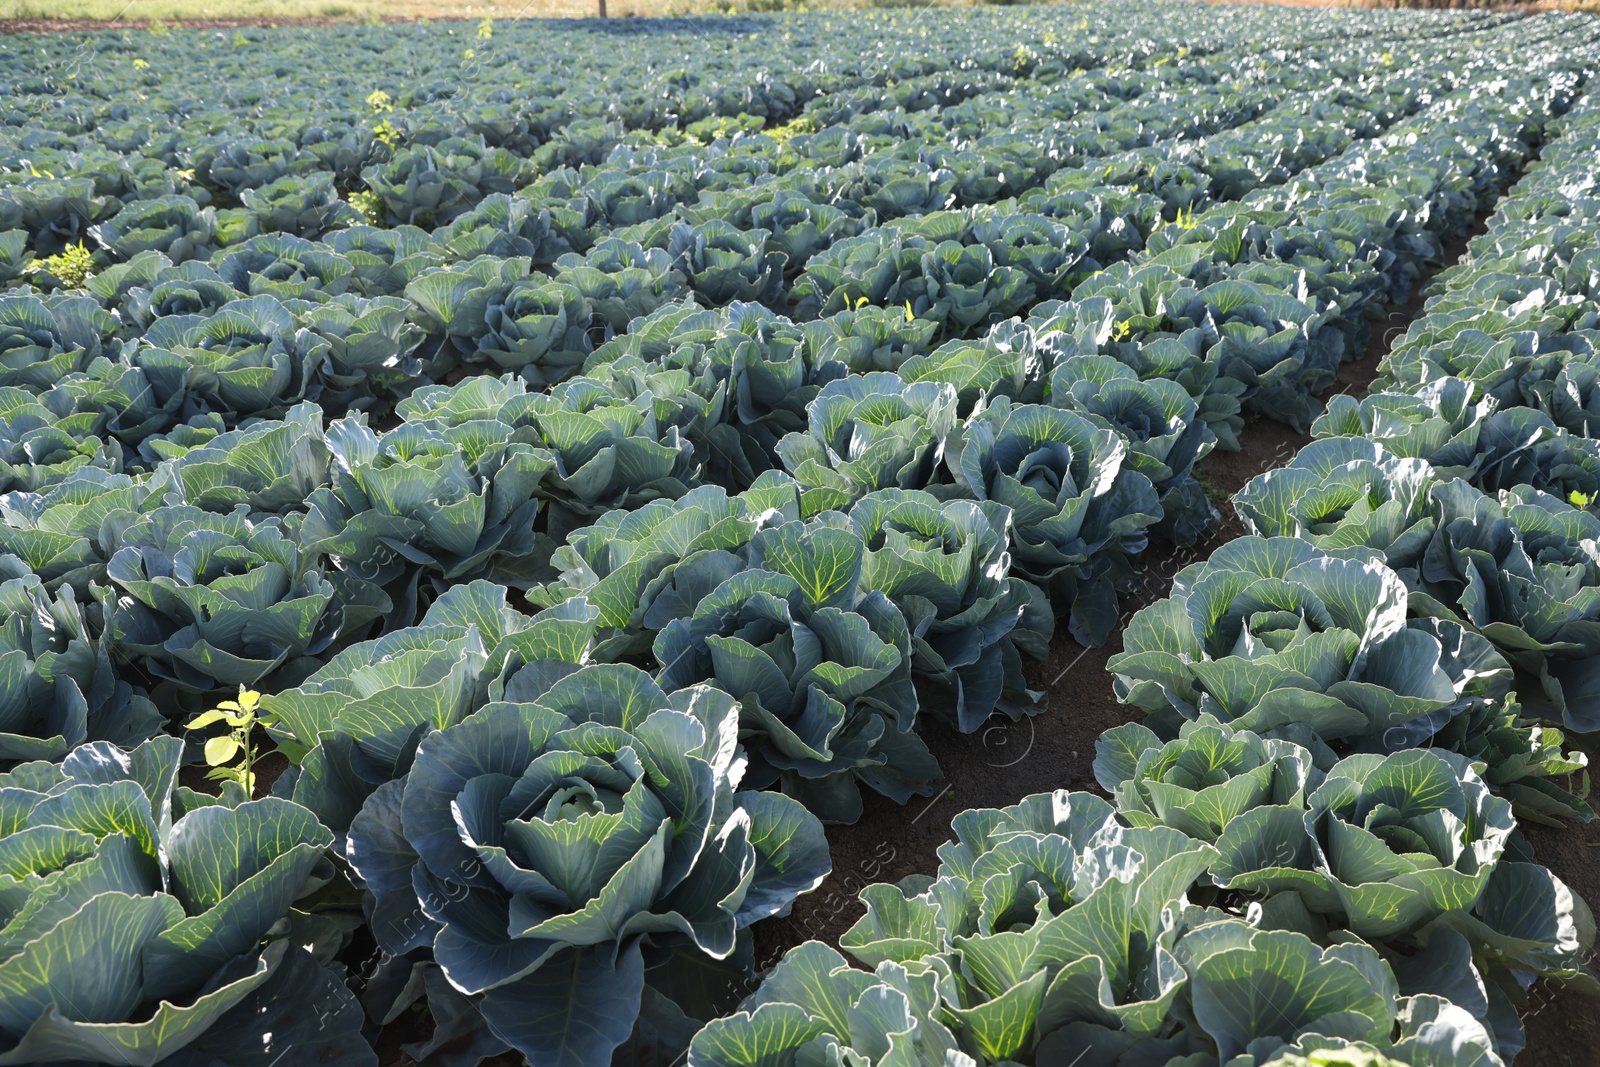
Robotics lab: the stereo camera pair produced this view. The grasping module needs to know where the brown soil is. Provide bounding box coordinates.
[1520,807,1600,1067]
[175,745,289,797]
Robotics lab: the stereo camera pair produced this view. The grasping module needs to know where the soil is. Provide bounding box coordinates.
[1520,809,1600,1067]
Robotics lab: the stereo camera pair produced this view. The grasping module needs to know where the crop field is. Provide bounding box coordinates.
[3,3,1600,1066]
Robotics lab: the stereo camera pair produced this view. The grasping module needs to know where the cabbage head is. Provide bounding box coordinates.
[1407,481,1600,732]
[655,518,937,823]
[1049,353,1218,546]
[1108,537,1512,751]
[102,505,372,694]
[0,736,373,1066]
[0,555,161,764]
[1233,438,1439,569]
[843,488,1053,731]
[345,663,830,1067]
[946,396,1159,646]
[775,371,957,514]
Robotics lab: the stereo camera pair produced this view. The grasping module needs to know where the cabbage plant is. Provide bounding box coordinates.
[534,474,803,659]
[655,518,937,823]
[344,663,830,1067]
[498,376,702,540]
[842,488,1052,731]
[1161,277,1350,433]
[215,233,356,302]
[775,372,957,514]
[402,256,529,375]
[667,220,786,306]
[1375,316,1600,404]
[912,239,1035,336]
[298,414,552,621]
[265,581,598,832]
[1108,536,1512,751]
[238,172,364,238]
[897,321,1043,410]
[1318,380,1600,507]
[1407,481,1600,733]
[1093,715,1320,842]
[1030,294,1249,451]
[686,942,965,1067]
[749,191,871,271]
[699,784,1513,1067]
[0,177,95,255]
[131,296,322,426]
[945,396,1159,646]
[1233,438,1439,569]
[1200,746,1594,1058]
[1302,749,1515,939]
[1513,349,1600,439]
[362,137,518,225]
[0,555,161,764]
[589,301,847,487]
[0,385,123,493]
[329,224,443,298]
[698,303,847,467]
[102,504,375,694]
[88,194,216,264]
[694,780,1534,1067]
[0,467,162,593]
[1433,692,1596,827]
[433,193,577,266]
[150,401,330,516]
[473,279,593,385]
[800,305,938,374]
[41,358,188,456]
[788,230,928,319]
[298,293,426,407]
[1179,922,1500,1067]
[194,136,296,198]
[83,249,170,316]
[582,166,688,227]
[1049,353,1218,546]
[1312,376,1482,460]
[970,211,1094,298]
[0,294,117,391]
[1076,263,1348,434]
[823,159,955,221]
[1184,735,1593,1011]
[0,736,373,1066]
[405,260,593,385]
[118,260,242,329]
[552,238,690,331]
